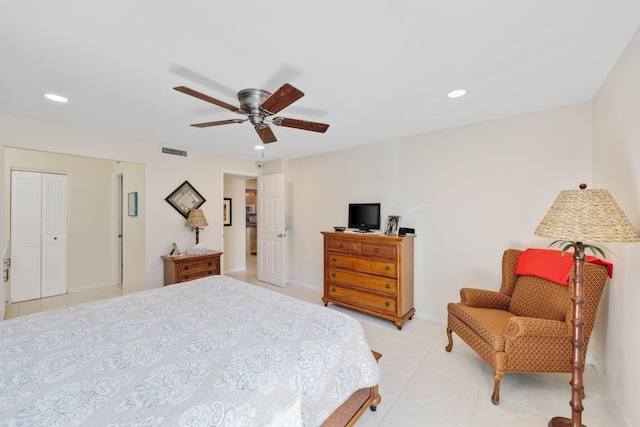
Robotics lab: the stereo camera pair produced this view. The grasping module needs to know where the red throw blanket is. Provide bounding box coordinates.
[515,248,613,285]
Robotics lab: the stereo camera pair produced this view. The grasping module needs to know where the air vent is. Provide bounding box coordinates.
[161,147,188,157]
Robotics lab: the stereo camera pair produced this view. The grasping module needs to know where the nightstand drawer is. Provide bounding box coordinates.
[327,268,397,295]
[178,260,218,275]
[177,269,216,283]
[328,284,397,315]
[327,254,397,277]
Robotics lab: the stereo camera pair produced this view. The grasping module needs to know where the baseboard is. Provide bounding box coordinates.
[68,281,117,293]
[413,311,447,326]
[284,278,321,290]
[224,267,247,274]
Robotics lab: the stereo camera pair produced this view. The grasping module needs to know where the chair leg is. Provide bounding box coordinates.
[445,329,453,352]
[491,370,504,405]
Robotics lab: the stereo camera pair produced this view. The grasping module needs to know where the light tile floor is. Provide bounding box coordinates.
[4,258,615,426]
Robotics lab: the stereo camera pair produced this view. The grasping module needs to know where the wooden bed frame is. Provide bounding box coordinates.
[321,351,382,427]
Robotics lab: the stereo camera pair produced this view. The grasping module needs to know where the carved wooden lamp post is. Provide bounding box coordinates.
[535,184,640,427]
[185,208,208,245]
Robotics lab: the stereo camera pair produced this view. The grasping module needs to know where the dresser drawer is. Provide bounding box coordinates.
[326,239,359,254]
[361,243,397,258]
[327,284,397,315]
[328,254,397,277]
[327,268,396,295]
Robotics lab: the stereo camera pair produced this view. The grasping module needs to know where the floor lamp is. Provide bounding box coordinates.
[534,185,640,427]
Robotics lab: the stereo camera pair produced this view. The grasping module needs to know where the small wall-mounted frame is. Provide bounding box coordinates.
[384,215,401,236]
[223,198,232,226]
[165,180,206,219]
[128,192,138,217]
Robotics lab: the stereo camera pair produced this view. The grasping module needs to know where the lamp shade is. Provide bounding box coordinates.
[185,208,208,228]
[535,188,640,243]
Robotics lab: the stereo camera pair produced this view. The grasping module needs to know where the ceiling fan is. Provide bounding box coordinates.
[174,83,330,144]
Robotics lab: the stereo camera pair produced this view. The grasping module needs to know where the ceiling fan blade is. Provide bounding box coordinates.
[191,119,245,128]
[260,83,304,115]
[255,125,277,144]
[272,117,329,133]
[174,86,240,113]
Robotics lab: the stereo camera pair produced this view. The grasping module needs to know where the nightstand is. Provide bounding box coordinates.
[161,250,222,285]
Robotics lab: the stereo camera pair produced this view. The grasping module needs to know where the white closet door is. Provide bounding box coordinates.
[10,171,67,302]
[41,173,67,298]
[10,171,42,302]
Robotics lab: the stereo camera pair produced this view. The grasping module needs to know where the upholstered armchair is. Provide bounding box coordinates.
[445,249,609,405]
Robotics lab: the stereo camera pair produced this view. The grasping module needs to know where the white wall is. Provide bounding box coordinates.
[592,26,640,426]
[285,102,593,320]
[0,113,257,292]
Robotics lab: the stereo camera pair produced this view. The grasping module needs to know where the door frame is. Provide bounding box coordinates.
[221,169,260,275]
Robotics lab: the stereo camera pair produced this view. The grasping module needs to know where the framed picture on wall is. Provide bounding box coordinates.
[384,215,401,236]
[223,198,232,226]
[128,192,138,217]
[165,180,206,219]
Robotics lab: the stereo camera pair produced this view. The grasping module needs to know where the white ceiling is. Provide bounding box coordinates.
[2,1,639,162]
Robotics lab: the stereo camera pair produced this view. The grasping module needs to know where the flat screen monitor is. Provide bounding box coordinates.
[348,203,381,231]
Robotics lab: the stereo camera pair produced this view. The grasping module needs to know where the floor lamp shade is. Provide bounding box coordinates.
[535,188,640,243]
[535,186,639,427]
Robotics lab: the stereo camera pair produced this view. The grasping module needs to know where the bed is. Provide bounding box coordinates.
[0,275,380,426]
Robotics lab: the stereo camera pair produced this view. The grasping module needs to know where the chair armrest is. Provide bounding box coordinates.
[459,288,511,310]
[504,317,570,339]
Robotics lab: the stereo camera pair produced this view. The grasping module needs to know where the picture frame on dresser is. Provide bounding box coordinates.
[384,215,401,235]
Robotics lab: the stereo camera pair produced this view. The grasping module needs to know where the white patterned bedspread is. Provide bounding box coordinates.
[0,275,380,427]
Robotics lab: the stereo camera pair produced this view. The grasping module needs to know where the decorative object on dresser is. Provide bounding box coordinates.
[534,184,640,427]
[162,250,222,285]
[322,231,415,329]
[165,180,206,218]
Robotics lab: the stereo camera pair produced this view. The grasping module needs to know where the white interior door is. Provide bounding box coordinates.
[257,173,286,287]
[10,171,67,302]
[41,173,67,297]
[11,171,42,302]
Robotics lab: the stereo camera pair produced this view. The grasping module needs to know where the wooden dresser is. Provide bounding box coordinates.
[321,231,415,329]
[162,250,222,285]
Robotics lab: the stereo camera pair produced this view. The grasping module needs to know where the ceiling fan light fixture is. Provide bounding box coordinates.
[254,145,264,150]
[44,93,69,103]
[447,89,466,99]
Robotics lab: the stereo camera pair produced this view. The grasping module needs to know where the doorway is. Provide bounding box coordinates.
[10,171,67,302]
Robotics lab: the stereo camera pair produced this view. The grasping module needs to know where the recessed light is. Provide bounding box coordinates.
[447,89,466,99]
[254,146,265,150]
[44,93,69,103]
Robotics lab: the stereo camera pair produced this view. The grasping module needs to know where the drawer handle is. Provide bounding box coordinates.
[385,284,391,289]
[184,266,189,270]
[339,243,343,248]
[385,265,391,271]
[331,273,336,277]
[332,257,336,262]
[332,288,336,292]
[185,275,189,279]
[208,262,212,266]
[385,302,390,307]
[375,247,380,253]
